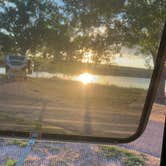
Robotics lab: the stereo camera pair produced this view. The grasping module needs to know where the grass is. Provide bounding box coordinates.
[101,145,146,166]
[28,77,146,107]
[0,74,6,78]
[3,159,17,166]
[50,159,68,166]
[9,139,27,147]
[49,147,60,154]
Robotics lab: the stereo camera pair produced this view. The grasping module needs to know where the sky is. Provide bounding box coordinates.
[114,47,153,69]
[114,55,150,69]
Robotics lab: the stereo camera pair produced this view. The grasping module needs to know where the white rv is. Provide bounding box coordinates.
[5,55,33,79]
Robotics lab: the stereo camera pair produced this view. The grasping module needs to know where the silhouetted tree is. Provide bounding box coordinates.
[0,0,70,61]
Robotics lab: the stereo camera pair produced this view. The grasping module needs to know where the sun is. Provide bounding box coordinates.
[77,73,94,85]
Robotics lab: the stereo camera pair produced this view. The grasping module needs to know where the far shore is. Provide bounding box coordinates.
[0,60,153,78]
[37,61,153,78]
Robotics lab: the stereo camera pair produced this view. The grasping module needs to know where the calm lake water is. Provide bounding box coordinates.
[0,67,166,91]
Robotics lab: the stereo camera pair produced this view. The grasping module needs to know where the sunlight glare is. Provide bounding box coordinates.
[77,73,94,85]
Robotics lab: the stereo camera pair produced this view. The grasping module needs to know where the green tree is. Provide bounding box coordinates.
[0,0,69,61]
[63,0,125,64]
[0,32,15,54]
[0,0,42,54]
[122,0,166,104]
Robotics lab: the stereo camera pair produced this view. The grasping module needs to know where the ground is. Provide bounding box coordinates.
[0,75,165,166]
[0,105,164,166]
[0,76,146,138]
[0,137,161,166]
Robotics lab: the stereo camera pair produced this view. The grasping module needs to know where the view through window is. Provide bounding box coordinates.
[0,0,165,139]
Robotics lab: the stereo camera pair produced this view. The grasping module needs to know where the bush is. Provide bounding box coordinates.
[3,159,17,166]
[101,145,145,166]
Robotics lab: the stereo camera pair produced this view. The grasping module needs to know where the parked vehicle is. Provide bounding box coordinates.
[5,55,33,79]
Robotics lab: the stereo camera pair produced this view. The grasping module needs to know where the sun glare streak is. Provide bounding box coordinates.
[77,73,95,85]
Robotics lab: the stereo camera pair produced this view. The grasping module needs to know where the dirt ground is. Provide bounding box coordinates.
[0,77,146,139]
[150,104,166,123]
[0,138,161,166]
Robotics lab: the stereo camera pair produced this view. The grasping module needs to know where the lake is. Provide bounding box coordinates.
[0,67,165,91]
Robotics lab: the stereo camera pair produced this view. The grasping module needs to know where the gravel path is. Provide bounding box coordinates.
[120,104,166,158]
[0,139,160,166]
[121,120,164,157]
[0,141,124,166]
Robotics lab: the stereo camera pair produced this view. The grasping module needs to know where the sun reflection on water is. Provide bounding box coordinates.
[77,73,95,85]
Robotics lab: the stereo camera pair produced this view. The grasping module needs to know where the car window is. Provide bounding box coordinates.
[0,0,165,143]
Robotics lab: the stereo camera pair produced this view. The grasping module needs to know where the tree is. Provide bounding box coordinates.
[0,32,15,54]
[64,0,166,103]
[0,0,69,60]
[63,0,125,64]
[122,0,166,104]
[0,0,41,54]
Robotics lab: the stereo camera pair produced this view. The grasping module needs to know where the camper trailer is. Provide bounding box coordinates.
[5,55,33,79]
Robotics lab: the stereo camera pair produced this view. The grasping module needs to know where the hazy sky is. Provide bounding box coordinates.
[114,55,148,69]
[114,47,153,69]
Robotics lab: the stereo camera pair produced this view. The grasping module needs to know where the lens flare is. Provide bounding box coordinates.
[77,73,94,85]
